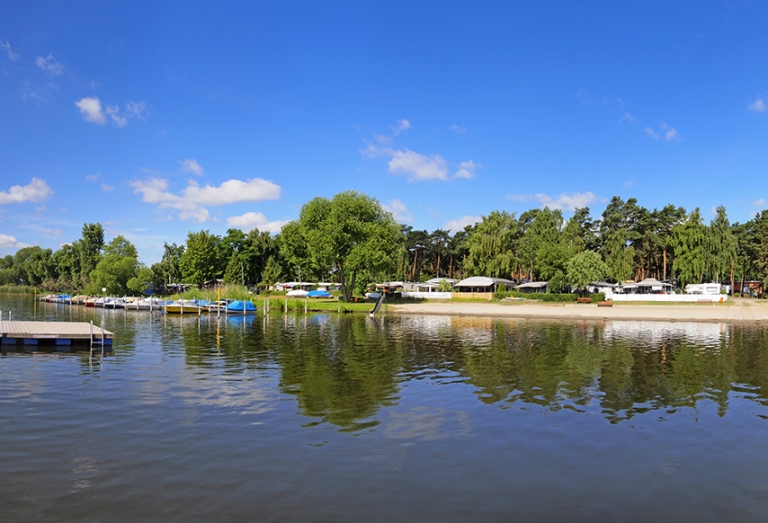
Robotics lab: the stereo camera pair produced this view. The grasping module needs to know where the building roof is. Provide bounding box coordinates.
[425,278,458,285]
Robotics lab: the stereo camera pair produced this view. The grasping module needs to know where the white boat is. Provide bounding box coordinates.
[125,298,164,310]
[206,299,233,313]
[286,289,309,298]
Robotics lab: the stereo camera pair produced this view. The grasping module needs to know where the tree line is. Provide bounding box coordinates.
[1,191,766,297]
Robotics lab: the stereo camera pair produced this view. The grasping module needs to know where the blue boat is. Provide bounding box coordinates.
[226,300,257,314]
[306,290,333,299]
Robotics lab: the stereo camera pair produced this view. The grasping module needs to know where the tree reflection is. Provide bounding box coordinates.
[274,315,403,430]
[171,311,768,428]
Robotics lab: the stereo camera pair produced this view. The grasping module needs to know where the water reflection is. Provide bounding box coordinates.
[4,296,768,430]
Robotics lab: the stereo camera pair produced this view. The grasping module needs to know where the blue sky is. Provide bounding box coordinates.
[1,1,767,264]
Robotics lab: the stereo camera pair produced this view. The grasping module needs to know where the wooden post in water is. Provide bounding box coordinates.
[305,299,308,314]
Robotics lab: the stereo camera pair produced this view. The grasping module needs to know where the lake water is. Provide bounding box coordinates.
[2,295,768,522]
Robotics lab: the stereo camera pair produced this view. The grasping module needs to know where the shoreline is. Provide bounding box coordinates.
[388,297,768,323]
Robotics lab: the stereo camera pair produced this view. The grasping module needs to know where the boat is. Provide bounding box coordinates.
[286,289,308,298]
[85,296,98,307]
[206,299,233,313]
[70,295,89,305]
[102,298,126,309]
[365,292,381,300]
[163,299,202,314]
[307,290,333,299]
[125,297,164,311]
[226,300,257,314]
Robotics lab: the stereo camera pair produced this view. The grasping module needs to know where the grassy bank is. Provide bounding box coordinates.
[0,285,37,295]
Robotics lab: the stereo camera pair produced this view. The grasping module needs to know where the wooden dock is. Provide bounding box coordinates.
[1,321,114,350]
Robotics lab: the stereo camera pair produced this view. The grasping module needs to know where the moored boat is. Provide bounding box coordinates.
[163,299,202,314]
[206,299,233,313]
[225,300,257,314]
[307,290,333,299]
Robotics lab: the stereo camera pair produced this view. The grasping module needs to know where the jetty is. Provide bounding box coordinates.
[0,319,114,352]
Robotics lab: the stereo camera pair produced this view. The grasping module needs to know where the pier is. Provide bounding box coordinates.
[0,320,114,352]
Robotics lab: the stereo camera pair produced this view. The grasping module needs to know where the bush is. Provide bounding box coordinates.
[538,293,578,302]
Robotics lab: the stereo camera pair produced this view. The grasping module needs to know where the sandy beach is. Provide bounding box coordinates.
[389,297,768,322]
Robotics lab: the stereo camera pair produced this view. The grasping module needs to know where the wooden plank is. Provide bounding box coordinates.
[0,321,114,340]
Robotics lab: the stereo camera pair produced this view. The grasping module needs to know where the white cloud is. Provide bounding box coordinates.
[105,104,127,126]
[85,174,99,182]
[450,124,466,133]
[361,120,479,182]
[753,198,765,208]
[644,122,679,141]
[100,184,114,192]
[75,97,106,124]
[382,199,412,223]
[226,212,288,233]
[444,215,481,233]
[125,100,146,119]
[35,54,65,75]
[75,97,145,126]
[454,160,481,179]
[389,149,449,181]
[0,178,53,204]
[180,159,204,175]
[663,126,679,141]
[644,127,659,139]
[130,177,281,223]
[620,112,639,124]
[1,41,19,61]
[0,234,26,249]
[392,119,411,135]
[506,191,596,211]
[42,228,63,236]
[749,98,766,113]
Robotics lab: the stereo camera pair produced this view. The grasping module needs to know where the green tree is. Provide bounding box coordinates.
[127,266,155,295]
[180,230,221,286]
[464,211,519,278]
[89,236,140,295]
[223,252,244,285]
[566,251,608,292]
[603,230,635,282]
[262,256,282,289]
[77,223,105,285]
[707,206,737,288]
[293,191,402,301]
[671,208,707,287]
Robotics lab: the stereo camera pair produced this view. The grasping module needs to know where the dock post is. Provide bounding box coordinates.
[89,320,94,357]
[101,319,105,357]
[305,299,308,314]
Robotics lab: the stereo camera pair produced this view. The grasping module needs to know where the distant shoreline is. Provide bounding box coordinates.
[389,297,768,323]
